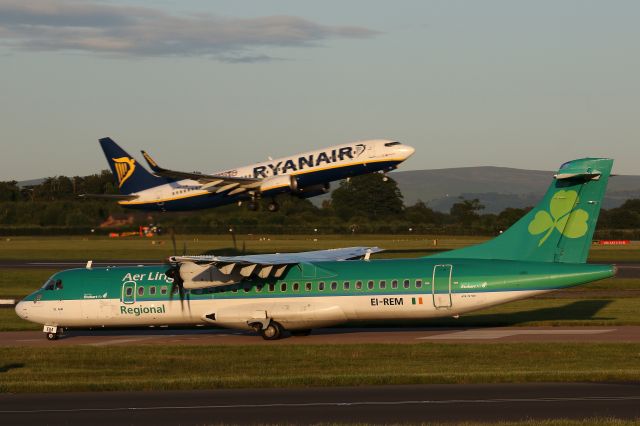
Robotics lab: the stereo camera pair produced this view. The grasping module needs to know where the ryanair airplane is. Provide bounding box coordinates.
[19,158,616,340]
[86,137,415,212]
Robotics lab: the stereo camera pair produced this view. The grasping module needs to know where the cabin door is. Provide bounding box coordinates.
[121,281,136,304]
[432,264,452,308]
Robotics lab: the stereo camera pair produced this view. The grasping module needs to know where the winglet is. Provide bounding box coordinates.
[141,150,161,172]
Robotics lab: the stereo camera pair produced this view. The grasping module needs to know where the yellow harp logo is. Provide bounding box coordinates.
[112,157,136,188]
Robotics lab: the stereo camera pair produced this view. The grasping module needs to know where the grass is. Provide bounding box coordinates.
[0,343,639,393]
[0,268,58,298]
[334,421,640,426]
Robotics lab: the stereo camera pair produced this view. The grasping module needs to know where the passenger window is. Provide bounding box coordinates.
[343,281,350,290]
[319,282,325,291]
[379,280,386,289]
[281,282,287,292]
[293,282,300,292]
[243,285,250,293]
[232,286,238,293]
[269,283,275,292]
[256,284,263,293]
[331,281,338,291]
[367,280,374,290]
[150,286,156,295]
[172,286,179,295]
[392,280,398,289]
[356,280,362,290]
[55,279,63,290]
[305,282,312,291]
[416,279,423,288]
[403,279,410,289]
[126,287,133,297]
[138,286,144,296]
[160,286,168,295]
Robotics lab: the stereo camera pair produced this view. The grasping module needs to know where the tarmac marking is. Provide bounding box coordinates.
[2,395,640,414]
[84,337,159,346]
[419,329,615,340]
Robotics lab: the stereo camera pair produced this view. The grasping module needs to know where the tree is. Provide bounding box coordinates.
[330,174,404,221]
[496,207,530,231]
[405,200,441,225]
[450,198,484,226]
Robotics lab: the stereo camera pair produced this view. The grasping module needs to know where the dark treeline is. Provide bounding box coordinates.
[1,171,639,237]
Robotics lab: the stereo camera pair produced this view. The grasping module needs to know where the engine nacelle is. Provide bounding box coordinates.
[294,183,330,199]
[259,174,297,195]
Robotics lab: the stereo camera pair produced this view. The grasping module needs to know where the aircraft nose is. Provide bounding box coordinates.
[398,145,416,159]
[15,301,28,320]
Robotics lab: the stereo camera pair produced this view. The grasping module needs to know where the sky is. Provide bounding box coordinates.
[1,0,639,181]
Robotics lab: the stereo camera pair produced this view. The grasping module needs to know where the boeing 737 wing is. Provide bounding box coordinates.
[169,247,383,289]
[141,150,260,189]
[78,193,139,200]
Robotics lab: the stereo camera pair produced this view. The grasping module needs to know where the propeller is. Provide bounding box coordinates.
[166,227,185,309]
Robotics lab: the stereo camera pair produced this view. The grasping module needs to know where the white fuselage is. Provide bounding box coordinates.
[17,290,548,332]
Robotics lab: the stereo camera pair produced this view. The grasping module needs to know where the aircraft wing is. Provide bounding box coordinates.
[79,194,139,200]
[141,150,260,189]
[170,247,383,289]
[171,246,383,265]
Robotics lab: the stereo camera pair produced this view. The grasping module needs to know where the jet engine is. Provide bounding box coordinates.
[258,175,297,194]
[293,183,330,199]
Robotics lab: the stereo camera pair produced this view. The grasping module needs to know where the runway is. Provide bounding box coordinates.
[2,326,640,346]
[1,383,639,424]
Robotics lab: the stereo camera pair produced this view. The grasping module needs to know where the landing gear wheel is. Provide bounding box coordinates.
[267,201,279,212]
[247,201,258,211]
[291,329,312,337]
[260,321,283,340]
[46,332,58,341]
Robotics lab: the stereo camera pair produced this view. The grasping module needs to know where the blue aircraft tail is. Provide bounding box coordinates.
[99,137,169,194]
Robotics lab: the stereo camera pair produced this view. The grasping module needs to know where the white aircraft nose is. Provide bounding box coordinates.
[398,145,416,159]
[15,301,28,320]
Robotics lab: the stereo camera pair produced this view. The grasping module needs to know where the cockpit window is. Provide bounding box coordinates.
[55,279,63,290]
[42,279,55,291]
[384,141,401,147]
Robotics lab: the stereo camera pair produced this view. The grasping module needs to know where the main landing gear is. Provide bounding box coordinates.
[251,320,284,340]
[250,320,312,340]
[245,199,279,212]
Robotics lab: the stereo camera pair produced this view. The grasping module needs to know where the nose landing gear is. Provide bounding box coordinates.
[44,326,63,341]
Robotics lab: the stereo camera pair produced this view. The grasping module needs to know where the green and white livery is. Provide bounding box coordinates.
[16,158,616,340]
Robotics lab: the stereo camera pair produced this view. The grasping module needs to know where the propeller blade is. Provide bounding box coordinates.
[170,227,177,256]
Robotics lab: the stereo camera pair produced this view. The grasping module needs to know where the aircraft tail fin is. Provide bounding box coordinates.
[429,158,614,263]
[99,137,168,194]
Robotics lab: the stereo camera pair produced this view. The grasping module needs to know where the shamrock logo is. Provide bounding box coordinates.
[527,190,589,246]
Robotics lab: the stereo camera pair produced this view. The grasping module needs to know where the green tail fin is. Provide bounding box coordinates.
[429,158,613,263]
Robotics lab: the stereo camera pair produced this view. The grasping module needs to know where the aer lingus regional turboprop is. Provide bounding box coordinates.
[83,137,415,212]
[18,158,615,340]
